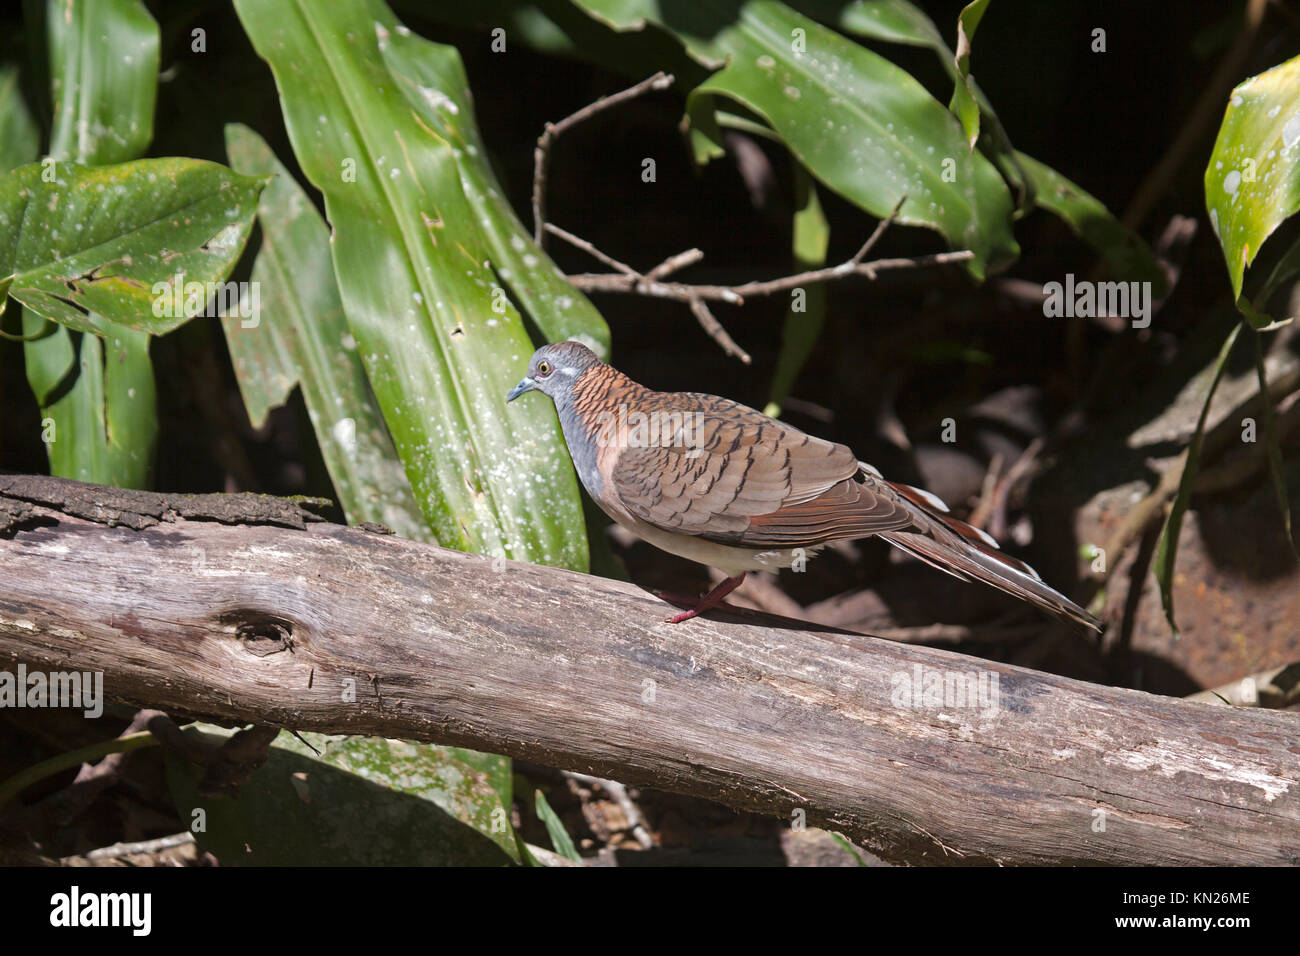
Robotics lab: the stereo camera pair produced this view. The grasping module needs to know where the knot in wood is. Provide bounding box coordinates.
[233,616,296,657]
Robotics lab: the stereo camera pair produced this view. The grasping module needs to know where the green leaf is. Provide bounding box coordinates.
[416,0,710,85]
[1153,322,1242,636]
[1205,53,1300,327]
[0,64,39,175]
[0,158,263,335]
[45,0,159,162]
[575,0,1019,278]
[20,0,162,489]
[831,0,947,48]
[949,0,990,149]
[223,123,432,539]
[376,24,610,356]
[22,313,157,485]
[1017,151,1166,289]
[165,727,521,865]
[235,0,597,569]
[534,788,582,862]
[765,163,828,418]
[808,0,1031,207]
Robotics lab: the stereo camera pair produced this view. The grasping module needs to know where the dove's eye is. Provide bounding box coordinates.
[536,360,553,377]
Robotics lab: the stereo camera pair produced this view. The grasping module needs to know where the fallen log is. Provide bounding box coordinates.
[0,474,1296,864]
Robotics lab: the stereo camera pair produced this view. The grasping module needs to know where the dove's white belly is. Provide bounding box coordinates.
[597,498,824,576]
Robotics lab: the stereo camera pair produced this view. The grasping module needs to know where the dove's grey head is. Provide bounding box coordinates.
[506,341,602,407]
[505,340,612,499]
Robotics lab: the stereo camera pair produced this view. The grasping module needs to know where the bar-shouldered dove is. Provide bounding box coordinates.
[507,341,1100,629]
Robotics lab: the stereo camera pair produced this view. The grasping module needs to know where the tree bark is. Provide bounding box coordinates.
[1,474,1296,865]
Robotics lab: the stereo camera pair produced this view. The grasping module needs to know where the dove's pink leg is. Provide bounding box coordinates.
[664,573,747,623]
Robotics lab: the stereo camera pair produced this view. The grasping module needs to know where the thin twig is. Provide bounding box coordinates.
[563,771,655,849]
[851,195,907,264]
[989,438,1045,542]
[967,452,1005,532]
[689,297,751,364]
[645,247,705,281]
[533,72,675,246]
[79,832,196,862]
[544,223,638,277]
[549,209,971,363]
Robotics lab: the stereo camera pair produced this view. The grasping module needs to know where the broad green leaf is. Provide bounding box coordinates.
[22,318,156,485]
[800,0,1031,206]
[45,0,157,162]
[403,0,708,86]
[20,0,161,489]
[534,788,582,862]
[949,0,991,149]
[0,159,263,335]
[1153,322,1242,636]
[376,25,610,356]
[165,727,521,865]
[0,63,38,342]
[832,0,946,47]
[0,65,39,174]
[235,0,593,569]
[1206,53,1300,328]
[223,123,432,539]
[765,164,828,418]
[1017,151,1166,289]
[575,0,1018,278]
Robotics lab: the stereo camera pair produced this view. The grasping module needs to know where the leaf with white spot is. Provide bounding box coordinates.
[0,158,264,335]
[235,0,596,569]
[1206,53,1300,328]
[223,123,431,539]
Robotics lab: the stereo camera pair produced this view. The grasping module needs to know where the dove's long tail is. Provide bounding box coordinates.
[877,478,1102,632]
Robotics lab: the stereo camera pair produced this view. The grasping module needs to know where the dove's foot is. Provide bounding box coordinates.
[659,573,747,623]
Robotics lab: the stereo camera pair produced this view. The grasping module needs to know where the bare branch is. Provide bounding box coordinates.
[689,296,751,365]
[645,247,705,281]
[549,216,971,364]
[563,250,975,303]
[532,72,675,246]
[851,195,907,265]
[528,75,970,364]
[545,223,639,278]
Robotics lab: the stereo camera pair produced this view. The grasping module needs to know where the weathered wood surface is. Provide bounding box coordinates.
[1,475,1297,865]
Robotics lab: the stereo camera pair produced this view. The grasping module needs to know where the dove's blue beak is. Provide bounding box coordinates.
[506,376,535,402]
